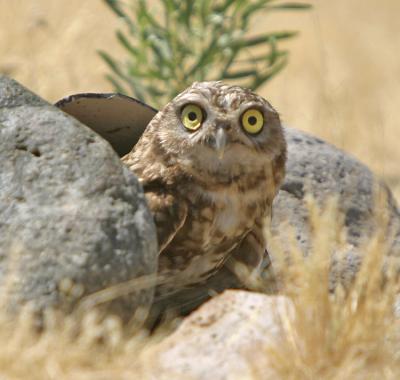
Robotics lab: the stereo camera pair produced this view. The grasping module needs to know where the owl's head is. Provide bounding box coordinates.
[147,81,286,182]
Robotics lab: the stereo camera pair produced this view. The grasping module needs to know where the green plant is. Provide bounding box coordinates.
[100,0,311,108]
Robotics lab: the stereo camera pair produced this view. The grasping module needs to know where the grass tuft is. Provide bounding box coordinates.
[256,196,400,379]
[0,197,398,378]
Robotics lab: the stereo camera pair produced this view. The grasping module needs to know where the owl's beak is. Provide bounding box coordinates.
[215,128,227,159]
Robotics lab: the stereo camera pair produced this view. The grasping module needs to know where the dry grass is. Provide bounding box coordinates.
[260,196,400,379]
[0,198,398,379]
[1,1,400,379]
[1,0,399,200]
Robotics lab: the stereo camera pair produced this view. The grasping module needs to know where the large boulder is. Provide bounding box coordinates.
[273,127,400,255]
[271,127,400,290]
[0,76,158,318]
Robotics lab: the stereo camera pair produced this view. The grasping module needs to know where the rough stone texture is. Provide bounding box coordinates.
[271,127,400,289]
[0,76,158,318]
[142,291,291,380]
[272,127,400,255]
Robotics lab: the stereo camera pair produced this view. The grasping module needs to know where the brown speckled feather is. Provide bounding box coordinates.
[144,190,187,252]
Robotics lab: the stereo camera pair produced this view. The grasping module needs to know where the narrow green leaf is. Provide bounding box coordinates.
[200,0,213,25]
[103,0,126,19]
[222,69,258,79]
[182,0,194,27]
[268,3,312,10]
[160,0,175,12]
[220,47,240,77]
[242,0,274,21]
[98,50,124,77]
[125,76,147,102]
[213,0,239,14]
[146,84,165,97]
[138,0,164,31]
[116,31,140,57]
[147,35,174,70]
[268,36,278,65]
[232,0,251,19]
[105,74,127,95]
[236,50,287,64]
[160,0,173,30]
[102,0,136,33]
[186,36,219,79]
[99,50,147,101]
[250,57,288,90]
[233,31,297,48]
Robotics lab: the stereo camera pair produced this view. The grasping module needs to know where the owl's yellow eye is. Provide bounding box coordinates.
[241,109,264,134]
[181,104,203,131]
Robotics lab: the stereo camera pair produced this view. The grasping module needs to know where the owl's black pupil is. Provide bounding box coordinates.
[248,116,257,125]
[188,112,197,121]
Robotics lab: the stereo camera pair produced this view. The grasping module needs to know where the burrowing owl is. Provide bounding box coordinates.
[122,81,286,297]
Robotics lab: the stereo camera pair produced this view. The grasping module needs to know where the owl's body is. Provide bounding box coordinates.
[122,82,286,298]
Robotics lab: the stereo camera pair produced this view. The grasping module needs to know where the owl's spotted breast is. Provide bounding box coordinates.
[122,81,286,298]
[156,171,272,291]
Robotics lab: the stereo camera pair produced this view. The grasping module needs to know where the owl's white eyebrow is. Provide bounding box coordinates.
[177,95,208,106]
[240,101,273,113]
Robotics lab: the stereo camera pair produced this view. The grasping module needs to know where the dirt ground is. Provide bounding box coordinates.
[1,0,399,200]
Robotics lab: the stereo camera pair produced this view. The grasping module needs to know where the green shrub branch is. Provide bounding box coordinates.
[100,0,311,107]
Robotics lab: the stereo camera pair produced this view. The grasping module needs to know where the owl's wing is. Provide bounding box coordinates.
[224,217,277,293]
[145,190,188,253]
[121,141,188,253]
[55,93,157,157]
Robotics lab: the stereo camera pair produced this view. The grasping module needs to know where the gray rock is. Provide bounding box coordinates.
[271,127,400,289]
[272,127,400,255]
[0,76,158,319]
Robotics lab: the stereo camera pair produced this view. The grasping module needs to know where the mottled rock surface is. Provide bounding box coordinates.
[0,76,158,317]
[272,127,400,254]
[142,291,291,380]
[271,127,400,289]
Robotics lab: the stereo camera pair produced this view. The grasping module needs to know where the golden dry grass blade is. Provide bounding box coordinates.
[260,196,400,380]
